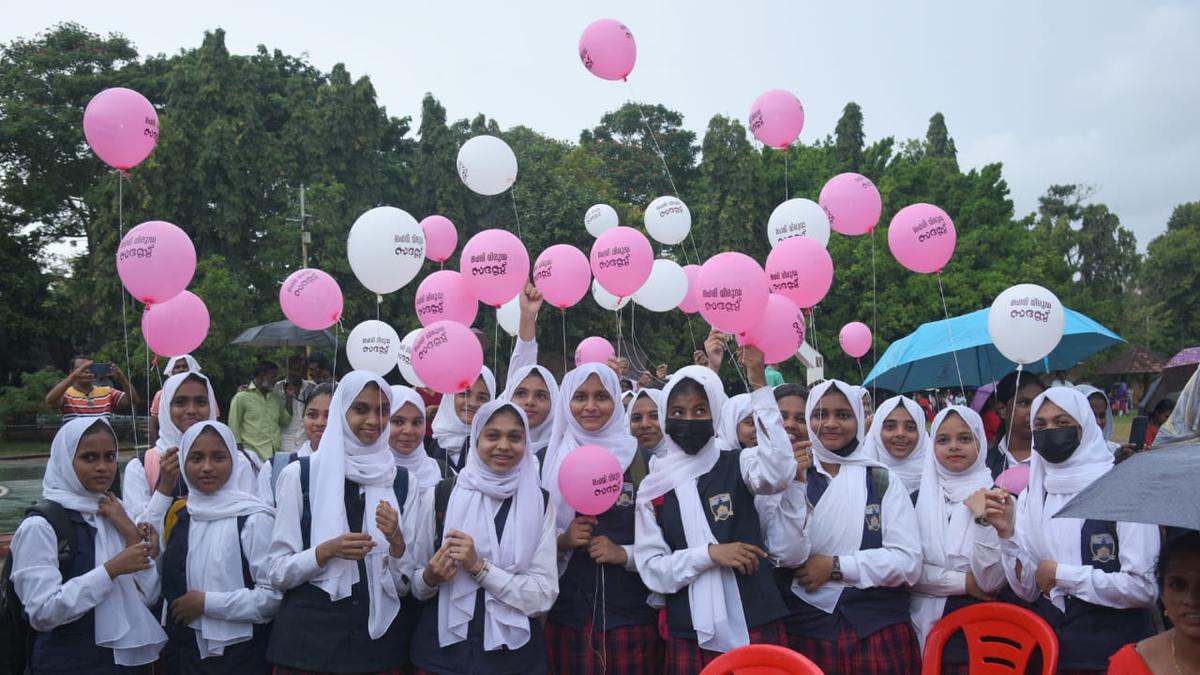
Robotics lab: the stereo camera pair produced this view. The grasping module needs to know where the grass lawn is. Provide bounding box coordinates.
[0,440,48,458]
[1112,414,1133,444]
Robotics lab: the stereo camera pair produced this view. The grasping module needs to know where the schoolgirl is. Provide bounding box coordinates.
[627,388,667,466]
[864,395,929,498]
[256,383,333,506]
[716,393,757,451]
[429,367,496,474]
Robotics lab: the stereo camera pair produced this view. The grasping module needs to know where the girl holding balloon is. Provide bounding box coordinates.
[502,283,561,469]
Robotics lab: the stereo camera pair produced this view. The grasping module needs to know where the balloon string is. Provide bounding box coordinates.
[685,314,698,354]
[493,319,499,379]
[937,271,966,394]
[870,227,878,401]
[856,358,864,382]
[561,308,568,377]
[809,306,820,357]
[509,187,523,239]
[784,150,789,201]
[634,100,704,262]
[116,172,139,450]
[332,321,341,382]
[588,565,608,672]
[616,307,622,363]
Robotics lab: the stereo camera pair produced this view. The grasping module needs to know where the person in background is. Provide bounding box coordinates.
[256,383,334,507]
[1076,384,1134,456]
[1050,370,1074,388]
[980,394,1003,446]
[764,363,786,388]
[276,355,316,453]
[1146,398,1176,449]
[986,370,1047,479]
[306,353,335,385]
[45,355,141,423]
[228,360,292,462]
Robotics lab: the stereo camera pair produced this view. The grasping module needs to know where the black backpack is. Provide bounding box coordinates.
[0,500,77,675]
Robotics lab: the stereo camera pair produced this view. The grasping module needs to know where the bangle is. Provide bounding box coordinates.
[974,515,991,527]
[471,559,490,583]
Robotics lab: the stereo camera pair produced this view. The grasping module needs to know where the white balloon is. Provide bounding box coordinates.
[644,196,691,245]
[767,198,831,249]
[497,295,520,337]
[346,320,401,376]
[457,135,518,196]
[585,203,619,238]
[347,206,425,295]
[397,328,425,387]
[987,284,1066,365]
[633,259,688,312]
[591,278,630,311]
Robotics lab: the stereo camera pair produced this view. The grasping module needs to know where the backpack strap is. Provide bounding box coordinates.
[392,467,410,515]
[299,456,312,550]
[143,448,162,495]
[868,466,891,503]
[24,500,76,575]
[236,515,253,588]
[162,497,189,546]
[270,452,297,499]
[433,475,458,551]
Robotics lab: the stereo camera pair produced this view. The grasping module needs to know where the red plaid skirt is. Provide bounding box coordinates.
[664,621,787,675]
[274,668,407,675]
[545,620,664,675]
[785,619,920,675]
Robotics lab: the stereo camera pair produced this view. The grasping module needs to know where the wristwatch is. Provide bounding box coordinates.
[830,556,843,582]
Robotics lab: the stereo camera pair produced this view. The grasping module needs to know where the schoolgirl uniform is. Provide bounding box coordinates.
[863,395,929,498]
[266,371,420,673]
[10,418,167,673]
[429,367,497,474]
[633,366,797,675]
[162,421,280,674]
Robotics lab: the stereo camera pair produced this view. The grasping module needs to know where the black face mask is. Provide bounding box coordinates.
[665,418,714,455]
[1033,426,1080,464]
[829,438,860,458]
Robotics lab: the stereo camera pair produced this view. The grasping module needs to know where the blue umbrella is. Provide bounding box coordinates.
[863,308,1123,392]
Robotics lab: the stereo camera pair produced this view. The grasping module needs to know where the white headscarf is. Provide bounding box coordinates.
[155,372,217,455]
[41,418,167,665]
[916,407,992,569]
[431,367,496,452]
[308,370,400,639]
[865,396,929,493]
[162,355,201,376]
[502,364,560,455]
[636,366,750,653]
[1074,384,1114,442]
[627,388,668,458]
[716,393,755,451]
[388,385,440,490]
[180,421,272,657]
[439,400,546,650]
[542,364,638,531]
[1155,369,1199,449]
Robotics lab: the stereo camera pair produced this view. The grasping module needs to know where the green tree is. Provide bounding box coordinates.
[832,102,865,172]
[1141,202,1200,352]
[924,112,958,163]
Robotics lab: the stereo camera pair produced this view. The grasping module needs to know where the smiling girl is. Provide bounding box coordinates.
[864,396,928,499]
[430,368,496,474]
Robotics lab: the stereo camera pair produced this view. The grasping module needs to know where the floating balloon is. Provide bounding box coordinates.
[496,296,521,337]
[397,329,425,387]
[457,135,517,196]
[347,206,425,295]
[644,196,691,245]
[590,226,653,298]
[737,294,805,363]
[534,244,591,309]
[820,173,882,236]
[987,284,1065,365]
[765,236,834,309]
[888,203,957,274]
[412,320,485,394]
[575,336,616,367]
[697,252,770,335]
[995,464,1031,496]
[421,215,458,263]
[460,229,530,307]
[142,291,209,357]
[677,264,702,314]
[839,322,872,359]
[558,444,623,515]
[578,19,637,81]
[633,259,688,312]
[415,270,478,327]
[767,198,831,249]
[83,87,158,171]
[749,89,805,149]
[585,203,619,238]
[116,220,196,305]
[279,268,343,330]
[346,320,400,376]
[591,279,631,311]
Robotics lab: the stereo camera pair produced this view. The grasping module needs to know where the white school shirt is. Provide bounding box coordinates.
[506,338,538,387]
[197,512,283,623]
[121,457,174,532]
[909,509,1004,646]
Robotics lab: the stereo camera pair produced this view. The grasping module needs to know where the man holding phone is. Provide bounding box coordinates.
[44,355,141,422]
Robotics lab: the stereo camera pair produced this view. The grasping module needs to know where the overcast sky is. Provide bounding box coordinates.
[6,0,1197,248]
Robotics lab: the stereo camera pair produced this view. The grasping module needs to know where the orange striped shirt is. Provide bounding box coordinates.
[61,386,125,421]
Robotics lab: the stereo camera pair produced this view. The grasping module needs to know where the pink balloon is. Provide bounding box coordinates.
[534,244,592,309]
[421,215,458,263]
[578,19,637,81]
[737,295,805,363]
[749,89,805,149]
[116,220,196,305]
[83,88,158,171]
[575,336,615,367]
[460,229,530,307]
[677,264,702,314]
[995,464,1031,496]
[415,270,478,327]
[558,445,623,516]
[280,268,343,330]
[589,226,653,298]
[697,252,770,335]
[765,236,834,309]
[820,173,882,236]
[839,321,872,359]
[888,203,957,274]
[142,291,209,357]
[411,320,485,394]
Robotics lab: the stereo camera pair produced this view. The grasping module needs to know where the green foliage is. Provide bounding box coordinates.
[0,368,63,433]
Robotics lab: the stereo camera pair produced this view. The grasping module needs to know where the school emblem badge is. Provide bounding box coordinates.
[709,493,734,522]
[1090,532,1116,564]
[616,481,635,508]
[864,503,882,532]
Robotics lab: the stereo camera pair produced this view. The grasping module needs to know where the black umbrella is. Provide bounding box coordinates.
[1054,444,1200,530]
[231,320,336,348]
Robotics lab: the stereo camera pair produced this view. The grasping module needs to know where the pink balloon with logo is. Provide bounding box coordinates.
[415,270,478,327]
[839,321,872,359]
[589,226,653,299]
[820,173,882,236]
[749,89,805,149]
[575,336,616,367]
[279,268,343,330]
[421,215,458,263]
[558,444,623,515]
[737,294,805,363]
[578,19,637,81]
[995,464,1031,496]
[460,229,530,307]
[765,236,833,309]
[677,264,702,314]
[142,291,209,357]
[888,203,957,274]
[116,220,196,305]
[83,87,158,171]
[534,244,592,309]
[697,252,770,335]
[411,320,485,394]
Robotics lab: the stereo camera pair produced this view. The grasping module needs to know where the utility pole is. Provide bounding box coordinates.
[287,183,313,268]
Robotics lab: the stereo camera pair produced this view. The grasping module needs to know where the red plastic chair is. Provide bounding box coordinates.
[922,602,1058,674]
[700,644,824,675]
